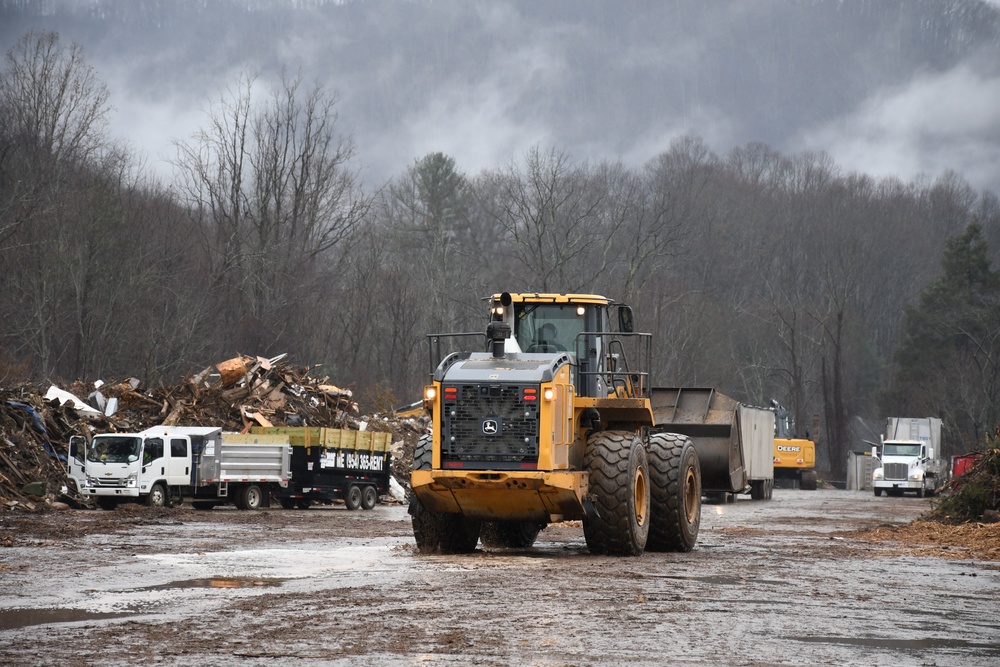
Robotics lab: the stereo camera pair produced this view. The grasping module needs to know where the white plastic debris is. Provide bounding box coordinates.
[43,386,101,416]
[389,476,407,502]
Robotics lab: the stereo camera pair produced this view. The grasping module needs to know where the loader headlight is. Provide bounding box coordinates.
[543,387,555,401]
[872,469,884,480]
[424,386,437,402]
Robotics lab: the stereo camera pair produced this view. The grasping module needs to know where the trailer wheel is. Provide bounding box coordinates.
[410,433,481,554]
[97,497,118,511]
[750,480,766,501]
[646,433,701,553]
[145,483,167,508]
[583,430,650,556]
[361,485,378,510]
[481,521,545,549]
[874,487,883,497]
[345,485,363,510]
[240,484,265,510]
[296,499,311,509]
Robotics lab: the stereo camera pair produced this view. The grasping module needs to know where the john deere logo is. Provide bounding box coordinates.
[482,419,499,435]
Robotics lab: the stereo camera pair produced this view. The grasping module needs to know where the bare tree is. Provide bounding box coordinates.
[171,70,370,354]
[484,147,607,292]
[0,31,137,379]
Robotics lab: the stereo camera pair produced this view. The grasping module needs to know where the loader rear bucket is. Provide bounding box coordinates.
[650,387,747,493]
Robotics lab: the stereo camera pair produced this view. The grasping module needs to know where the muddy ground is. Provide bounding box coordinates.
[1,489,998,667]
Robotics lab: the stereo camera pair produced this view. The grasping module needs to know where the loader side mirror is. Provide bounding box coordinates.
[618,306,634,333]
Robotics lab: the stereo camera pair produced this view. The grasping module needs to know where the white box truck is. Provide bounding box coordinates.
[72,426,291,510]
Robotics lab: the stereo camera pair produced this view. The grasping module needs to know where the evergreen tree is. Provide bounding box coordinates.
[881,222,1000,453]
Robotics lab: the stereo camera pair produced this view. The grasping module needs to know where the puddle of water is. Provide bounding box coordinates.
[0,608,130,630]
[143,577,285,590]
[790,635,1000,653]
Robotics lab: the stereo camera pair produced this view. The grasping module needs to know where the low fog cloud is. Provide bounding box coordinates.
[794,65,1000,191]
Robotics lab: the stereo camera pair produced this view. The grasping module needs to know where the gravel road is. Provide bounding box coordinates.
[1,488,998,666]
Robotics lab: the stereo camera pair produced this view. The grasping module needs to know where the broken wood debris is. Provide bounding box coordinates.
[0,353,429,512]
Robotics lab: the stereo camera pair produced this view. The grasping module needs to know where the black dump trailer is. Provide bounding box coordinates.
[253,426,392,510]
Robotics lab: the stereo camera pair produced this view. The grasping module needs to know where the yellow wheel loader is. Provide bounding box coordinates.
[409,292,703,556]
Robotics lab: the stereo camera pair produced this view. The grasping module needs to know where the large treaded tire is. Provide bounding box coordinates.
[582,430,650,556]
[480,521,545,549]
[410,434,481,554]
[646,433,701,553]
[800,470,818,491]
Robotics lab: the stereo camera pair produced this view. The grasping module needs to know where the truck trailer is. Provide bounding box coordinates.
[649,387,776,501]
[72,426,292,509]
[252,426,392,510]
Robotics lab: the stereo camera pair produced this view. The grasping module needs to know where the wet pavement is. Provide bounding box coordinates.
[1,489,998,665]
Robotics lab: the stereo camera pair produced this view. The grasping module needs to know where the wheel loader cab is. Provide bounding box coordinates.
[412,291,699,557]
[492,292,612,399]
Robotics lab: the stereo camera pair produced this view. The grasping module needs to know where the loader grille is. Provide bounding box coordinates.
[884,463,908,481]
[440,383,539,468]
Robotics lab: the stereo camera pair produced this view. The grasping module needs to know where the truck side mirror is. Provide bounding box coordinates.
[69,435,85,462]
[928,448,934,459]
[870,448,878,458]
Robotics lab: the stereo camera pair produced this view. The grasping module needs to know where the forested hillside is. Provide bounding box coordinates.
[2,2,1000,477]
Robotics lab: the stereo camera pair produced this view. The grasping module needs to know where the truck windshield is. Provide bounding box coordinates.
[87,436,142,463]
[513,303,587,354]
[882,443,921,457]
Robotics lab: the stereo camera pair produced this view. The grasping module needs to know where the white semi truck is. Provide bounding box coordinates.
[871,417,946,498]
[70,426,292,509]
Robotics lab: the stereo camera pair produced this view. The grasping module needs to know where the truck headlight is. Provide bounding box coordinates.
[872,469,883,480]
[909,470,923,481]
[125,473,138,488]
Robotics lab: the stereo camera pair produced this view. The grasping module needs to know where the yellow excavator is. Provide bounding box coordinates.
[771,400,818,490]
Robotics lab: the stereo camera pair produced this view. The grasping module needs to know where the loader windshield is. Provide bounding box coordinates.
[513,303,587,355]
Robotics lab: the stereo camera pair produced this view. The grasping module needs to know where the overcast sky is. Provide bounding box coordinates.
[2,0,998,194]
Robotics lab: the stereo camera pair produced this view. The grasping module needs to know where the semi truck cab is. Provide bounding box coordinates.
[872,439,936,497]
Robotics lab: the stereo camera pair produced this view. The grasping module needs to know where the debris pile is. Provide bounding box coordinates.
[929,447,1000,524]
[1,354,427,511]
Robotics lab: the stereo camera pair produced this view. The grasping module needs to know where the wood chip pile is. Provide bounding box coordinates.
[1,354,427,511]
